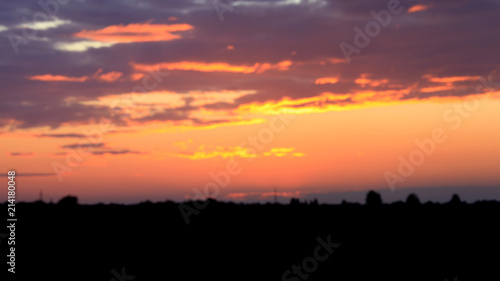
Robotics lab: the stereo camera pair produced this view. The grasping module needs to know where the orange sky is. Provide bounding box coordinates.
[1,1,500,203]
[3,95,500,203]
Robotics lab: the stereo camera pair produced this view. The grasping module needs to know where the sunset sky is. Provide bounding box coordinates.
[1,0,499,203]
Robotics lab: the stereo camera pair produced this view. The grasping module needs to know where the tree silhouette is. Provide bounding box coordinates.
[449,194,462,205]
[366,190,382,206]
[6,193,500,280]
[406,193,421,205]
[57,195,78,206]
[290,197,300,205]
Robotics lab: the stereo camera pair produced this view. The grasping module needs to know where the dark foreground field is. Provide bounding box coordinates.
[2,192,499,281]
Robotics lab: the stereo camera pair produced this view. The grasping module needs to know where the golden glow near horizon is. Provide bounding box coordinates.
[4,95,500,203]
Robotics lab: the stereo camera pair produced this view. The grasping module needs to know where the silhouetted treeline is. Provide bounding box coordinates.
[2,191,499,281]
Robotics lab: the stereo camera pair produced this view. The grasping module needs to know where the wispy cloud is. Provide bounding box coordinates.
[173,146,304,160]
[29,74,88,82]
[17,17,71,30]
[1,0,499,131]
[131,60,292,74]
[407,4,432,14]
[91,149,140,155]
[9,152,34,157]
[38,133,86,138]
[62,143,104,149]
[74,22,193,43]
[54,41,115,52]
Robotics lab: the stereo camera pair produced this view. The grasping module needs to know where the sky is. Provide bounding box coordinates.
[1,0,500,204]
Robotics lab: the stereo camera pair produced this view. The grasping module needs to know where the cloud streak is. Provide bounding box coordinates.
[74,22,194,43]
[0,0,499,131]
